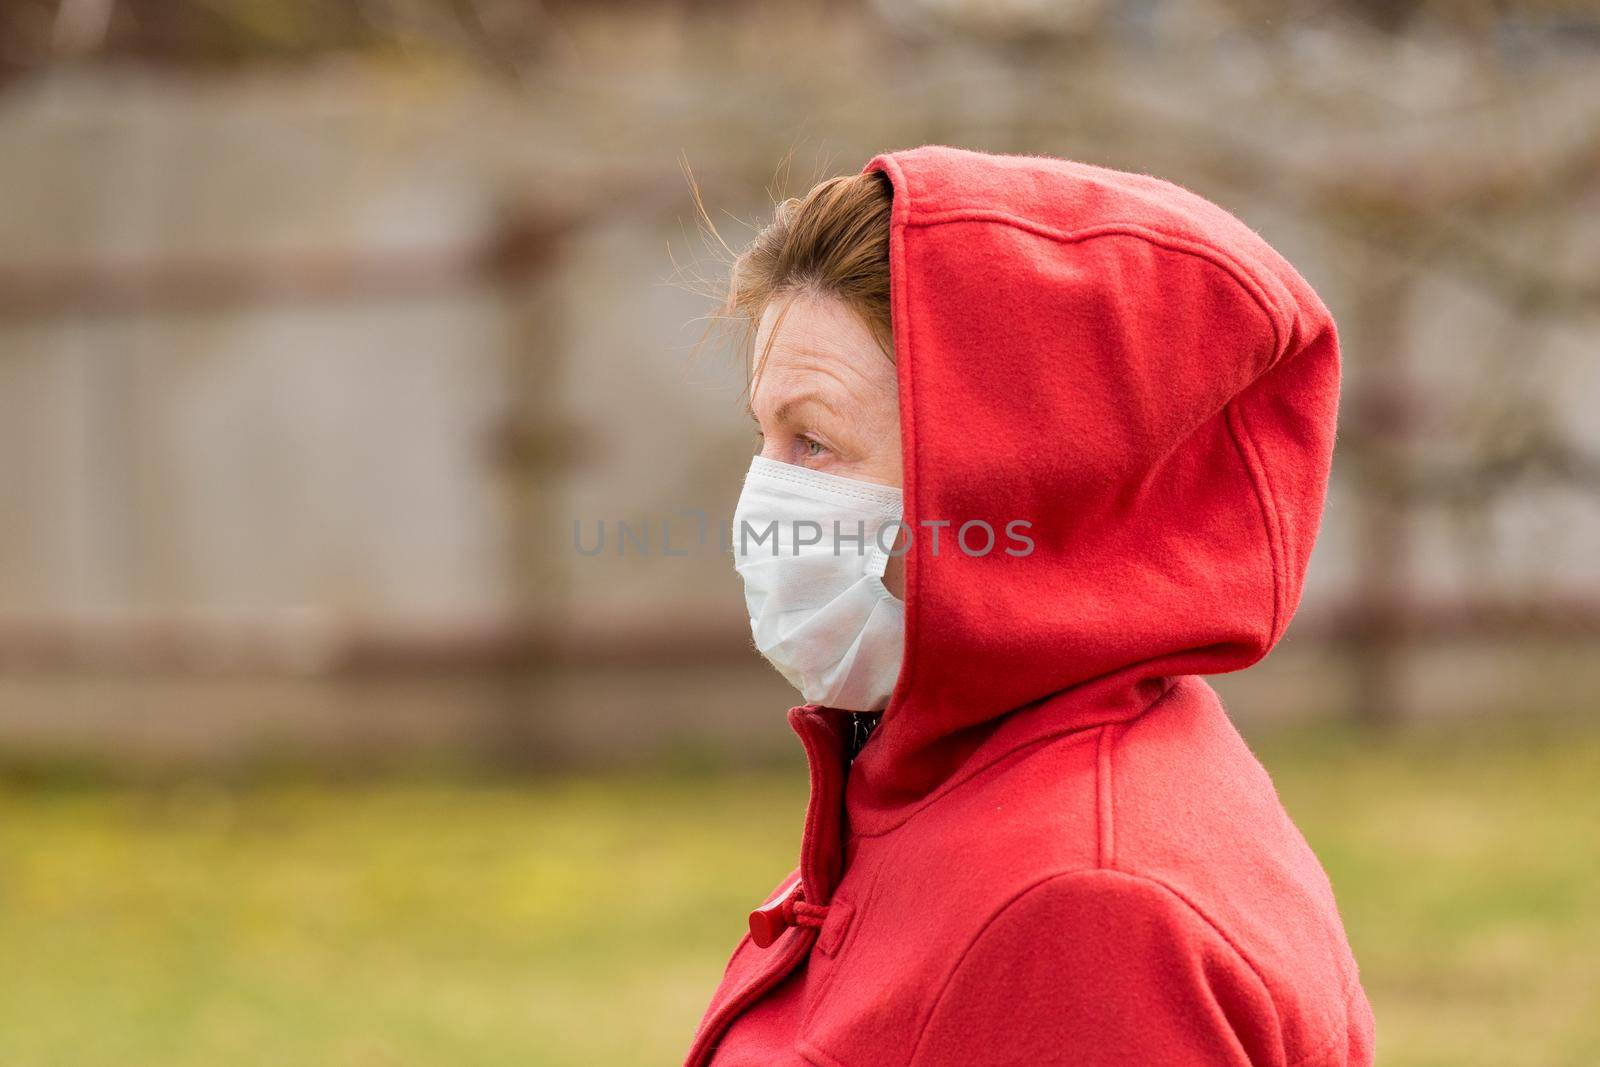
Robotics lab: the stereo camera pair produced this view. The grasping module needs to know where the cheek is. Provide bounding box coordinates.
[856,421,903,486]
[856,451,902,489]
[880,435,904,485]
[868,398,904,484]
[836,402,902,484]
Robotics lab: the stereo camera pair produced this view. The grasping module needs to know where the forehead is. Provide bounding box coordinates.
[750,293,888,404]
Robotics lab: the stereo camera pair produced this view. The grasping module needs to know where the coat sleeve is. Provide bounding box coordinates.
[908,869,1289,1067]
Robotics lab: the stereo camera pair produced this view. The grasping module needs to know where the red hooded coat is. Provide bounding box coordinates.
[684,145,1375,1067]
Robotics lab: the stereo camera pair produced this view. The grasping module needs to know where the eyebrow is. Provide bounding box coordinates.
[748,391,841,425]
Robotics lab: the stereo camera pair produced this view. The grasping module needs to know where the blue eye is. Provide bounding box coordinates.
[801,436,824,457]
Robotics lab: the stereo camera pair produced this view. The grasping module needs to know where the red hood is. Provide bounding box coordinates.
[849,145,1339,826]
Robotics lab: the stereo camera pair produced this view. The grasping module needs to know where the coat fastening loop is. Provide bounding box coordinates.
[748,881,829,949]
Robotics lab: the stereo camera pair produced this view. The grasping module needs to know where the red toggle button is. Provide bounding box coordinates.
[748,879,804,948]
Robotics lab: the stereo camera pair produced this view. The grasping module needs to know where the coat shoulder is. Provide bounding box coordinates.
[1102,677,1374,1066]
[912,867,1277,1066]
[899,675,1374,1065]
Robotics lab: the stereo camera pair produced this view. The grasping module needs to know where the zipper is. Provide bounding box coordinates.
[848,711,882,764]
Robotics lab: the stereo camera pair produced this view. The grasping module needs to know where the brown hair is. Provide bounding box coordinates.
[681,159,895,394]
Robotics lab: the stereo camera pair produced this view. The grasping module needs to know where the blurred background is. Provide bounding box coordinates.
[0,1,1597,1064]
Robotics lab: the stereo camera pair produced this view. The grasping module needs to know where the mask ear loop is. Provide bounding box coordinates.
[863,514,904,580]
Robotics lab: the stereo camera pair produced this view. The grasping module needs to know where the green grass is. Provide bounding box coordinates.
[1257,724,1600,1067]
[0,723,1596,1066]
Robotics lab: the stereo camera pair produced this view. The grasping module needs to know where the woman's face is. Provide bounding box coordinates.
[749,290,905,596]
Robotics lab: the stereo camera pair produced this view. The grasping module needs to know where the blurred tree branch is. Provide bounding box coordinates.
[1,0,556,79]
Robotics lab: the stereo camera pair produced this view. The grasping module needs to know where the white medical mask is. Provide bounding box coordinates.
[732,455,906,711]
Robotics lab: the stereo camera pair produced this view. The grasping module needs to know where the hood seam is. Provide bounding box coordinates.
[1225,401,1287,650]
[900,208,1290,371]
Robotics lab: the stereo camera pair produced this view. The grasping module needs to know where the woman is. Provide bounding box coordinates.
[686,145,1374,1066]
